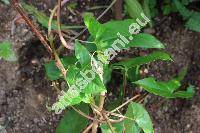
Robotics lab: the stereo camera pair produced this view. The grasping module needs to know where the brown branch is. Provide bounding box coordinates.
[70,106,103,123]
[111,94,140,113]
[83,123,93,133]
[113,0,123,20]
[11,0,53,54]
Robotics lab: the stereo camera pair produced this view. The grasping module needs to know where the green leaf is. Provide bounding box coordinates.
[101,122,124,133]
[66,65,106,95]
[112,51,172,70]
[149,0,157,8]
[125,0,144,20]
[75,41,91,66]
[127,66,140,82]
[143,0,153,27]
[44,56,77,80]
[135,77,176,98]
[174,85,195,98]
[22,3,84,30]
[99,19,137,41]
[181,0,190,5]
[134,76,195,98]
[124,119,141,133]
[185,12,200,32]
[126,34,165,49]
[162,5,172,15]
[173,0,192,19]
[56,103,89,133]
[83,13,105,39]
[98,33,165,50]
[83,14,163,50]
[51,79,92,113]
[125,102,154,133]
[51,64,106,110]
[175,66,188,81]
[0,40,16,61]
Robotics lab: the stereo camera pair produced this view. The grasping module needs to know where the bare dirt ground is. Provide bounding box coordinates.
[0,1,200,133]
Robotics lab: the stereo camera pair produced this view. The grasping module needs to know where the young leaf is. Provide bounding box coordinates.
[83,13,105,39]
[112,51,172,70]
[124,0,144,20]
[125,102,154,133]
[75,41,91,66]
[44,56,77,80]
[0,40,16,61]
[83,15,164,50]
[101,122,124,133]
[100,19,138,41]
[56,103,89,133]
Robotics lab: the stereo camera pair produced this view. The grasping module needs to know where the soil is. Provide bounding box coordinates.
[0,1,200,133]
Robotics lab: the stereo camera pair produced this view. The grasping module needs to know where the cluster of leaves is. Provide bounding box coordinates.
[173,0,200,32]
[0,1,196,133]
[125,0,200,32]
[44,12,194,132]
[149,0,190,16]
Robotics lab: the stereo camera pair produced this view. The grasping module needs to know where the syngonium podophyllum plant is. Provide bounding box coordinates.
[45,13,195,133]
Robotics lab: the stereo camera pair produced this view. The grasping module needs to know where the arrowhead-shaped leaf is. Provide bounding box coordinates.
[125,102,154,133]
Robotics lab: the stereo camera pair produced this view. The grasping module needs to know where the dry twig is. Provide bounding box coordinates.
[11,0,53,54]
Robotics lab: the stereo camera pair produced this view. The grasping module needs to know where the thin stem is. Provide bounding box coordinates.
[86,6,108,11]
[105,111,134,121]
[111,94,140,113]
[57,0,74,50]
[92,92,106,132]
[97,0,118,20]
[99,92,106,111]
[109,117,124,123]
[52,81,61,94]
[48,6,58,36]
[102,113,115,133]
[70,106,102,123]
[83,123,93,133]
